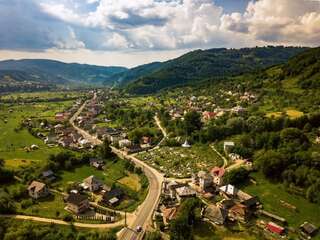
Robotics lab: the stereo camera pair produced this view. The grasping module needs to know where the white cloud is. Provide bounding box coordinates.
[221,0,320,46]
[53,27,86,49]
[103,32,130,49]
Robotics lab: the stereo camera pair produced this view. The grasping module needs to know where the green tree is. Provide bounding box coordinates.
[99,139,113,159]
[183,111,202,136]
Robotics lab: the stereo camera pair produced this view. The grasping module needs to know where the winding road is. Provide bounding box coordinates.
[0,93,164,239]
[70,94,164,240]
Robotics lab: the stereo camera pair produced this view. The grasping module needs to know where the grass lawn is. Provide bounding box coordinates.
[19,193,67,219]
[193,222,258,240]
[243,173,320,229]
[118,173,141,191]
[138,144,224,178]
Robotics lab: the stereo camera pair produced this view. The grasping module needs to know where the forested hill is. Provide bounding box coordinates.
[124,46,308,94]
[279,47,320,89]
[104,61,163,87]
[0,59,127,86]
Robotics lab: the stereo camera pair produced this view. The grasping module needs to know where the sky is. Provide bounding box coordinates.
[0,0,319,67]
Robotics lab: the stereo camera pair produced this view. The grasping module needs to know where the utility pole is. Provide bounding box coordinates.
[125,211,127,227]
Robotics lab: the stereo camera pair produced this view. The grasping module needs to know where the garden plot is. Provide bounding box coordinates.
[138,144,223,178]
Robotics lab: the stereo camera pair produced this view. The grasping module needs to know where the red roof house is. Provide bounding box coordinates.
[267,222,285,235]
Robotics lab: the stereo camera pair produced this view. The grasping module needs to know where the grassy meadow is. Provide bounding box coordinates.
[0,100,73,166]
[244,173,320,229]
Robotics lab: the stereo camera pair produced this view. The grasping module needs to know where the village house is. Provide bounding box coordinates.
[44,133,57,145]
[175,186,197,201]
[102,188,123,206]
[228,203,249,223]
[65,193,90,214]
[231,106,245,114]
[219,184,238,199]
[203,204,227,225]
[89,158,105,170]
[211,167,225,186]
[266,222,285,235]
[164,181,184,199]
[300,222,318,238]
[198,171,213,192]
[119,139,132,148]
[202,111,217,122]
[28,181,50,199]
[82,175,102,192]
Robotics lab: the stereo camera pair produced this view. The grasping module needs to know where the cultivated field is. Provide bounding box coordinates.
[138,144,224,178]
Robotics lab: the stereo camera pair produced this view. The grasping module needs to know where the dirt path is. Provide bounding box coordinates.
[210,144,228,168]
[0,214,129,229]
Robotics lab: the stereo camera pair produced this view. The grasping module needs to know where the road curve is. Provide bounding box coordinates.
[70,95,164,240]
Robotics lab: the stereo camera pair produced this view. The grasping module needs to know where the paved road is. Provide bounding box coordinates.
[70,95,164,240]
[114,148,163,240]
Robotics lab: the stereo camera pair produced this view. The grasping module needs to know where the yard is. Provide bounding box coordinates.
[18,193,67,219]
[138,144,224,178]
[52,158,148,212]
[53,159,128,191]
[244,173,320,230]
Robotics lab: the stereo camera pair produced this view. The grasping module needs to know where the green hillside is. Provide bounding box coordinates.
[125,46,307,94]
[0,59,127,87]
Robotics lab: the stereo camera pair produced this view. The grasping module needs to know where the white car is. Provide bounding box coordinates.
[136,225,142,232]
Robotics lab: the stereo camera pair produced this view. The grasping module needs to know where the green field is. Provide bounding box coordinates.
[244,173,320,230]
[0,101,73,164]
[138,144,223,178]
[0,91,86,101]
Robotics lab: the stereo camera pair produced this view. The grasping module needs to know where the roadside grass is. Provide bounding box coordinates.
[243,173,320,228]
[193,222,257,240]
[118,173,141,191]
[138,143,223,178]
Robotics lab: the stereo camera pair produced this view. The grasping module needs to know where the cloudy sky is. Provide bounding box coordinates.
[0,0,319,67]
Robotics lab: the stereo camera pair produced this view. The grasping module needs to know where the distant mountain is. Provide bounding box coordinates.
[124,46,308,94]
[0,59,127,86]
[104,61,163,87]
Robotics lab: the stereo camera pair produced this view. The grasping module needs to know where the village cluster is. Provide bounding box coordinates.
[166,90,255,122]
[26,164,125,222]
[153,144,318,240]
